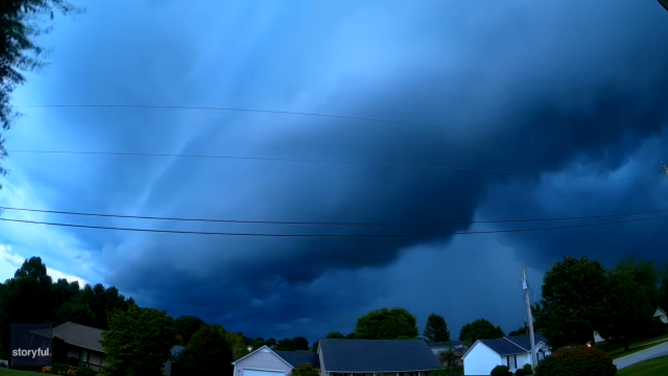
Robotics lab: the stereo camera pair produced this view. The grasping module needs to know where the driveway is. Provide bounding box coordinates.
[614,341,668,370]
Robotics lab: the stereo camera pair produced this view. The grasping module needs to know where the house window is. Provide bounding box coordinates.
[509,356,516,369]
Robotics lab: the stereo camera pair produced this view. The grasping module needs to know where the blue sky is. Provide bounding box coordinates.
[1,0,668,343]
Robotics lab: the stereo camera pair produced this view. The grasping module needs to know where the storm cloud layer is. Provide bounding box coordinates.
[2,0,668,340]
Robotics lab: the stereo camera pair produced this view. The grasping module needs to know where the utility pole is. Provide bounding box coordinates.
[522,265,538,369]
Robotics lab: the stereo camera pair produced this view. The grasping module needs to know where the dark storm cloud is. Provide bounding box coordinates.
[5,0,668,339]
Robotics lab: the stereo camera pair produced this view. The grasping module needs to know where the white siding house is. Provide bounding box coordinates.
[232,347,295,376]
[463,341,503,376]
[462,335,551,376]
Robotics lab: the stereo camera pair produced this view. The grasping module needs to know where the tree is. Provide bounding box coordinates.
[251,338,265,350]
[223,332,250,360]
[437,349,457,366]
[508,323,529,337]
[597,270,654,351]
[290,364,320,376]
[458,319,504,344]
[0,0,82,169]
[326,332,345,339]
[346,333,356,339]
[101,305,175,376]
[293,337,309,351]
[614,258,659,305]
[275,338,297,351]
[424,314,450,342]
[266,337,277,346]
[538,256,608,349]
[355,308,419,339]
[178,326,234,376]
[174,315,206,346]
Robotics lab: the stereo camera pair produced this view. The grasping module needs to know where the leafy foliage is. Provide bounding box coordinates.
[536,256,608,349]
[223,332,250,360]
[0,0,82,172]
[174,315,206,346]
[266,337,277,346]
[490,365,512,376]
[534,346,616,376]
[290,364,320,376]
[355,308,419,339]
[438,349,458,366]
[326,332,345,338]
[293,336,309,351]
[424,314,450,342]
[515,364,533,376]
[458,319,504,344]
[52,336,68,364]
[432,367,464,376]
[101,305,175,376]
[597,267,654,351]
[346,333,356,339]
[177,325,234,376]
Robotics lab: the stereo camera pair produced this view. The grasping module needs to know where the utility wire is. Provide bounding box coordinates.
[5,149,524,174]
[0,212,667,237]
[1,206,668,226]
[13,104,443,130]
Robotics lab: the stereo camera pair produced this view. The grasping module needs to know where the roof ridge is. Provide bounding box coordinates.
[503,336,528,352]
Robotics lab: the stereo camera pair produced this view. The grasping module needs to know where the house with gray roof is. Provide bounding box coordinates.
[31,322,109,371]
[462,334,551,376]
[233,339,442,376]
[428,341,468,366]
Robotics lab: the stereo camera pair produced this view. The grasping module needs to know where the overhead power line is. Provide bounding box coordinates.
[0,212,667,237]
[1,206,667,226]
[5,149,523,174]
[13,104,443,130]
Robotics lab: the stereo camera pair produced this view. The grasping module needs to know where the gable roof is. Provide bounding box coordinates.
[274,351,320,368]
[232,345,294,369]
[654,307,667,317]
[478,338,526,356]
[32,322,105,353]
[505,334,548,351]
[318,339,442,372]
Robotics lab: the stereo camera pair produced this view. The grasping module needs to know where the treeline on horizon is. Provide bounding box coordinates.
[3,255,668,360]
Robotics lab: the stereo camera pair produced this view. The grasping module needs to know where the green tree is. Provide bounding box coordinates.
[538,256,608,349]
[251,338,266,350]
[326,332,345,339]
[355,308,419,339]
[293,337,309,351]
[101,305,175,376]
[346,333,356,339]
[266,337,277,346]
[174,315,206,346]
[311,340,319,352]
[614,258,659,305]
[290,364,320,376]
[437,349,457,366]
[275,338,297,351]
[597,270,654,351]
[0,0,81,167]
[223,332,250,360]
[458,319,504,344]
[508,322,529,337]
[424,314,450,342]
[178,326,234,376]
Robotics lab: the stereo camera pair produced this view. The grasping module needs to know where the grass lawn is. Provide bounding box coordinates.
[618,356,668,376]
[0,369,34,375]
[597,334,668,359]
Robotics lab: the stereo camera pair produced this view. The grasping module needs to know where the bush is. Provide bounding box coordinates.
[491,365,512,376]
[43,366,53,373]
[76,366,96,376]
[535,347,616,376]
[52,363,69,374]
[433,366,464,376]
[516,363,532,375]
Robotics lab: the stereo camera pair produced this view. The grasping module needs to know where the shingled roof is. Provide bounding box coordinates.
[506,334,548,351]
[32,322,105,353]
[318,339,442,372]
[478,338,526,356]
[274,351,320,368]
